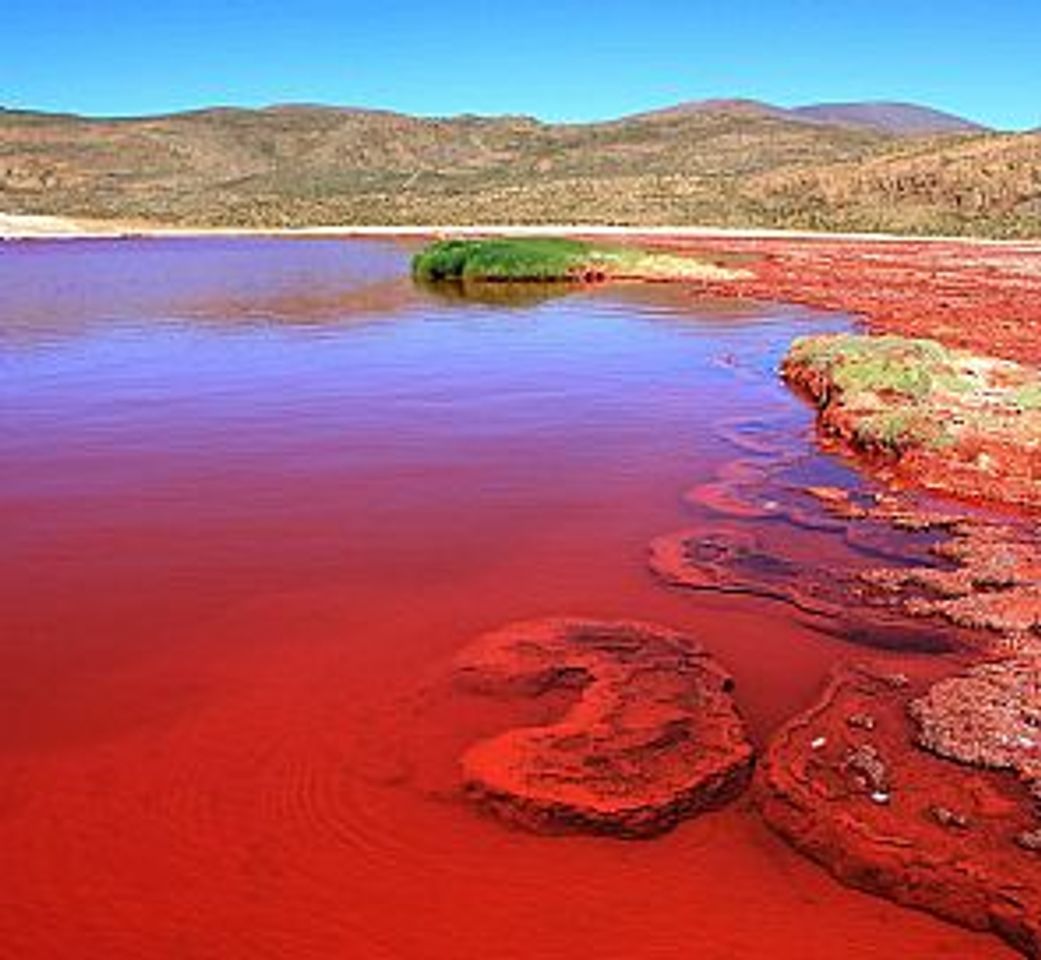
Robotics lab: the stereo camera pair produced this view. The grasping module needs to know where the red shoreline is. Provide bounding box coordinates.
[627,234,1041,367]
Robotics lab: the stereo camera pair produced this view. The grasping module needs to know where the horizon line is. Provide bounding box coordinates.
[0,95,1024,132]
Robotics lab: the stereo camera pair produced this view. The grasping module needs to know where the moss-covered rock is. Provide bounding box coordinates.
[783,333,1041,508]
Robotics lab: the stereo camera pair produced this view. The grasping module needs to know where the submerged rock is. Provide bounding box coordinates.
[648,525,961,653]
[453,618,753,838]
[649,526,848,618]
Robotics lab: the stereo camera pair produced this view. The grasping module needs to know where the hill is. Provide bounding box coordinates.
[744,131,1041,235]
[628,99,989,136]
[789,102,988,135]
[0,100,1037,237]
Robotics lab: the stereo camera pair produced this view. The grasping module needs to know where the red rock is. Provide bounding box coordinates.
[453,618,753,838]
[758,663,1041,958]
[648,525,961,653]
[862,520,1041,642]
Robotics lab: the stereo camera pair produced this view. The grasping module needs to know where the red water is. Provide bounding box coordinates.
[0,239,1012,958]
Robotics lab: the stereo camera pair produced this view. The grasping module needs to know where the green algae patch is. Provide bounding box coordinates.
[412,237,747,284]
[783,333,1041,508]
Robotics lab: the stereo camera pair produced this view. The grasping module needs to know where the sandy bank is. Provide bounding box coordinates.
[2,212,1040,248]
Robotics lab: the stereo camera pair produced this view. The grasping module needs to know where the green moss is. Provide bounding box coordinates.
[787,334,962,400]
[785,332,1041,457]
[412,237,598,282]
[853,410,917,449]
[1013,382,1041,410]
[853,410,951,451]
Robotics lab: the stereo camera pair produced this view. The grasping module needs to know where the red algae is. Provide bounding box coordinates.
[453,618,753,837]
[758,663,1041,957]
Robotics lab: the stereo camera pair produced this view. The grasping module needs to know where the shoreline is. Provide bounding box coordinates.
[2,213,1040,248]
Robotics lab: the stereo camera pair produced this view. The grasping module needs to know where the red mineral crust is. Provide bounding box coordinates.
[863,520,1041,642]
[911,659,1041,801]
[452,618,754,837]
[628,235,1041,367]
[648,526,962,653]
[758,663,1041,957]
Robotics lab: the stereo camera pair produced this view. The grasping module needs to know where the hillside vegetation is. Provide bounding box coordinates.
[1,102,1038,237]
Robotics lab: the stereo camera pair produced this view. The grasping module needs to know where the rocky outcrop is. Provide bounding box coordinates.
[758,663,1041,957]
[782,333,1041,510]
[911,659,1041,800]
[863,520,1041,643]
[453,618,754,837]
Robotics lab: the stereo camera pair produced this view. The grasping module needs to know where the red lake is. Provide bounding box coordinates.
[0,238,1014,957]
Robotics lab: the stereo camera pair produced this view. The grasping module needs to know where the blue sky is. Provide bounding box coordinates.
[3,0,1039,129]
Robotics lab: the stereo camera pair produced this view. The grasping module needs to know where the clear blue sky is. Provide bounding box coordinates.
[3,0,1039,129]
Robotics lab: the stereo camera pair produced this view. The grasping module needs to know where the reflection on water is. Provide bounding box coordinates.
[0,238,1010,960]
[415,276,581,308]
[0,236,419,344]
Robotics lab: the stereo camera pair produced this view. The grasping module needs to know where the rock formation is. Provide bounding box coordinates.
[758,663,1041,957]
[453,618,754,837]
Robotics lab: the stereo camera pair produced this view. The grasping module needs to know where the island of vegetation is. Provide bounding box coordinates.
[412,236,747,284]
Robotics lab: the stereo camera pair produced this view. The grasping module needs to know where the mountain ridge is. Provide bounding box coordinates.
[623,98,991,135]
[1,98,998,132]
[789,101,989,134]
[1,99,1036,237]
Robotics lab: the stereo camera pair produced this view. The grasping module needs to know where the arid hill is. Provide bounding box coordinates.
[627,99,989,135]
[788,101,988,135]
[1,101,1037,236]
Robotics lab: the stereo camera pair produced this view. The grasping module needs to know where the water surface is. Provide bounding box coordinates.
[0,238,1011,958]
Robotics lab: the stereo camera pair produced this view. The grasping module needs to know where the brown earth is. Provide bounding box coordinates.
[2,102,1038,236]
